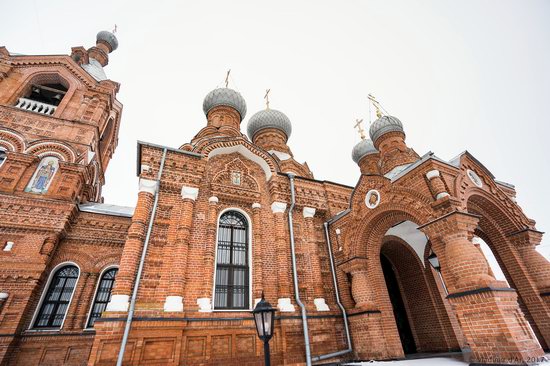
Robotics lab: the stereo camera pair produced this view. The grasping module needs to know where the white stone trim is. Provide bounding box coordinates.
[252,202,261,209]
[426,169,440,180]
[140,164,151,173]
[268,150,291,161]
[208,144,273,180]
[277,298,295,312]
[0,292,8,300]
[138,178,157,195]
[164,296,184,312]
[197,297,212,312]
[335,228,341,235]
[3,241,14,251]
[303,207,316,218]
[314,298,330,312]
[271,202,287,214]
[105,294,130,312]
[181,186,199,201]
[436,192,450,199]
[208,196,219,204]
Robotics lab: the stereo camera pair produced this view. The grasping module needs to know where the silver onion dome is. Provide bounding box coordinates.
[203,88,247,121]
[352,139,377,164]
[369,115,404,144]
[247,109,292,140]
[96,31,119,52]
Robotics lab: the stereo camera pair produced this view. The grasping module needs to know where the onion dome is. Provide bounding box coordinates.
[247,109,292,141]
[352,138,377,164]
[203,88,247,121]
[369,115,404,144]
[96,31,118,52]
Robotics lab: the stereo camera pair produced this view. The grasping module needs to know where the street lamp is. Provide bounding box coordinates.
[252,293,276,366]
[427,250,448,295]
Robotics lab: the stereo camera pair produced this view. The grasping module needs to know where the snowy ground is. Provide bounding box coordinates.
[344,354,550,366]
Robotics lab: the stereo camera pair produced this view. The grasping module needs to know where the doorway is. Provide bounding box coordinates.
[381,253,417,354]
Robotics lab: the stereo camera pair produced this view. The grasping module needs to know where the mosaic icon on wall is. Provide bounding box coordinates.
[25,156,59,194]
[365,189,381,209]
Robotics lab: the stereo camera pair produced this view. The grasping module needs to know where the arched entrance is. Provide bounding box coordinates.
[379,221,463,355]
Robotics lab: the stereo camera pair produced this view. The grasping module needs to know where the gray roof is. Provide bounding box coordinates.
[203,88,247,121]
[79,202,134,217]
[369,115,404,143]
[351,138,377,164]
[97,31,118,51]
[247,108,292,140]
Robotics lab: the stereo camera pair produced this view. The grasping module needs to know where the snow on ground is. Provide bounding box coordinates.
[345,357,467,366]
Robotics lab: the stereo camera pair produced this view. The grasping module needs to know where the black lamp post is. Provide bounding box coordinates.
[252,293,276,366]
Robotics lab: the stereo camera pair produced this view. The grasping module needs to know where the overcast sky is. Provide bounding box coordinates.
[2,0,549,260]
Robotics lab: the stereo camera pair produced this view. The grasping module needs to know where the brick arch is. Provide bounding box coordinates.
[467,194,549,349]
[25,140,78,162]
[380,236,461,353]
[7,68,80,117]
[0,128,26,152]
[47,249,96,273]
[92,254,120,272]
[349,202,431,258]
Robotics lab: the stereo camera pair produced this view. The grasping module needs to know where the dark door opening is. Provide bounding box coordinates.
[381,254,417,354]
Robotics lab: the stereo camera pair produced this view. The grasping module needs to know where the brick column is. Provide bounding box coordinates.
[252,203,263,303]
[197,196,219,312]
[106,178,156,312]
[303,207,329,311]
[511,229,550,294]
[164,186,198,312]
[339,257,377,310]
[272,201,294,312]
[420,211,544,364]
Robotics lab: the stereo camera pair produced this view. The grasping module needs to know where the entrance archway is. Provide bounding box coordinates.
[379,222,463,354]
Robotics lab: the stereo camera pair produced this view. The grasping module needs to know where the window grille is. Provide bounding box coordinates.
[87,268,118,327]
[34,265,79,329]
[214,211,250,309]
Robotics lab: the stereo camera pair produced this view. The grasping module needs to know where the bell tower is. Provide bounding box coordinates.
[0,30,122,203]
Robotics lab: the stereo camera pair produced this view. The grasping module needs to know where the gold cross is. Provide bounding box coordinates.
[225,69,231,88]
[264,89,271,109]
[354,118,366,140]
[113,24,117,34]
[368,94,383,118]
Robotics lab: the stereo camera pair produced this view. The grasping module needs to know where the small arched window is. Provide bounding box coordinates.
[34,265,79,329]
[87,267,118,328]
[0,147,6,168]
[214,211,250,309]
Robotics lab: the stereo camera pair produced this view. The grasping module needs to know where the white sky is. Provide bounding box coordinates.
[2,0,549,257]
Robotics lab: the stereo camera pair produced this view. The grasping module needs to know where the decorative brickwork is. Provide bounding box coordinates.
[1,35,549,366]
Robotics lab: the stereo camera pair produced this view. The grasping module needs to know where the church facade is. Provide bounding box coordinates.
[1,32,549,366]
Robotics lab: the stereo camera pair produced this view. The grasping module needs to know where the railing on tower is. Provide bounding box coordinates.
[15,97,57,116]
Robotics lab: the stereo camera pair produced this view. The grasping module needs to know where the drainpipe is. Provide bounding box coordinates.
[310,221,353,362]
[287,173,312,366]
[116,148,167,366]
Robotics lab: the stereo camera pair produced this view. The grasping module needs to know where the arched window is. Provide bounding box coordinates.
[214,211,250,309]
[34,265,79,329]
[0,147,6,168]
[14,74,68,116]
[87,267,118,328]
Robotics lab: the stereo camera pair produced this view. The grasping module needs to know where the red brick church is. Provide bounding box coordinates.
[1,31,549,365]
